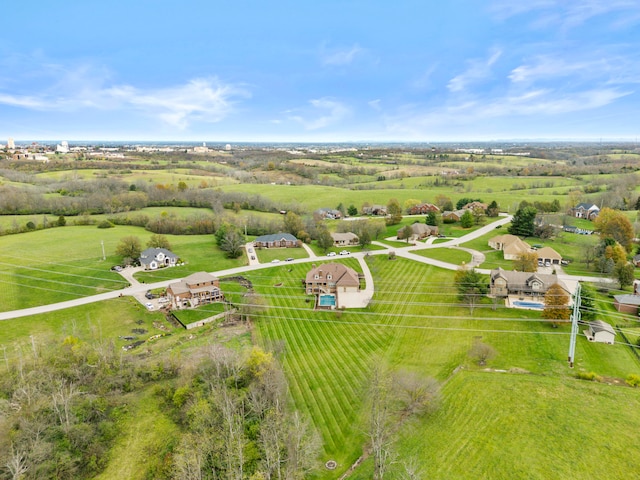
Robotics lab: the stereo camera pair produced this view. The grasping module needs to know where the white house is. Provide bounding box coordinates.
[139,248,179,270]
[583,320,616,345]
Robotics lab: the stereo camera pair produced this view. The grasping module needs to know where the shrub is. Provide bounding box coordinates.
[97,220,114,229]
[575,371,602,382]
[26,221,36,230]
[626,374,640,387]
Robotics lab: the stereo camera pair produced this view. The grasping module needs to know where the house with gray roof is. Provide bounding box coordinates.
[584,320,616,344]
[139,248,178,270]
[613,294,640,315]
[331,232,359,246]
[305,263,361,309]
[254,233,300,248]
[489,268,570,301]
[569,203,600,220]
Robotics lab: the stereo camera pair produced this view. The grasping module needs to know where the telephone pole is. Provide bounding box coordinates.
[101,240,106,261]
[568,283,581,368]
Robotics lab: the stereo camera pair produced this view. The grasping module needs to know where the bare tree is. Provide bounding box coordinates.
[5,445,28,480]
[469,339,497,366]
[393,370,440,416]
[368,363,394,480]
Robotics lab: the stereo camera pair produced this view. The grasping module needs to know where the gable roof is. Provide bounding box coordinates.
[490,268,568,292]
[254,232,298,243]
[575,203,599,211]
[614,294,640,306]
[184,271,218,286]
[589,320,616,336]
[305,263,360,287]
[139,247,177,265]
[503,237,533,256]
[536,246,562,260]
[331,232,358,241]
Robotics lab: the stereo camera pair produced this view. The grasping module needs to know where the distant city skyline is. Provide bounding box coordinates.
[1,1,639,142]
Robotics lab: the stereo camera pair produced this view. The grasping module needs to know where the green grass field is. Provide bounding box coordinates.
[411,246,473,265]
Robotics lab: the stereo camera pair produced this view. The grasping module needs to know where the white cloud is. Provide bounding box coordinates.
[290,98,350,130]
[0,64,249,129]
[368,99,381,110]
[491,0,640,29]
[447,49,502,93]
[321,44,364,66]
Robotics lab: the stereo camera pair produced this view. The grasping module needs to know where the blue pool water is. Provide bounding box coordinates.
[513,300,544,309]
[319,294,336,307]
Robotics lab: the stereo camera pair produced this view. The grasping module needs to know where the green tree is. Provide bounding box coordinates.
[316,226,334,252]
[115,236,142,261]
[542,283,570,327]
[147,234,171,250]
[347,204,358,216]
[177,181,188,192]
[460,210,474,228]
[435,194,453,211]
[425,211,440,226]
[359,229,372,249]
[220,226,245,258]
[57,215,66,226]
[456,197,482,210]
[399,224,413,242]
[283,212,304,237]
[486,200,500,217]
[514,252,538,272]
[579,284,596,321]
[615,262,635,287]
[454,268,488,314]
[594,207,634,251]
[508,206,537,237]
[386,198,403,226]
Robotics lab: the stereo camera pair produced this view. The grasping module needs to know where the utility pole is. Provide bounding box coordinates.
[568,282,581,368]
[101,240,106,261]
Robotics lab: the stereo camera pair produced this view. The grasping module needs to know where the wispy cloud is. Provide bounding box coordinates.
[385,87,631,135]
[321,44,364,66]
[491,0,640,29]
[0,63,249,129]
[290,98,350,130]
[447,49,502,93]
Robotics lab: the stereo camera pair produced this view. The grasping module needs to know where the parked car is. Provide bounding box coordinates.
[251,255,256,260]
[285,257,294,262]
[145,291,154,299]
[339,250,350,256]
[545,261,551,267]
[271,259,281,263]
[111,265,123,272]
[145,302,154,310]
[327,252,337,257]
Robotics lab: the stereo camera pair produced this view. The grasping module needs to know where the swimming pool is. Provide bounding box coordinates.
[319,294,336,307]
[513,300,544,309]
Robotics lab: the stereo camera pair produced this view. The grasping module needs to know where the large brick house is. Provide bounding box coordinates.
[305,263,360,309]
[167,272,223,309]
[408,203,440,215]
[489,268,570,301]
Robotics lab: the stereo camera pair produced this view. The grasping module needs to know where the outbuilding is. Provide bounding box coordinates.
[583,320,616,345]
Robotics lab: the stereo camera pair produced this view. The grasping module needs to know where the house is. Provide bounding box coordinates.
[633,254,640,267]
[331,232,359,246]
[408,203,440,215]
[488,234,520,251]
[442,209,467,222]
[305,263,361,309]
[584,320,616,344]
[488,234,536,261]
[166,272,223,309]
[139,248,179,270]
[362,205,387,216]
[254,233,300,248]
[536,246,562,265]
[315,207,343,220]
[397,223,439,240]
[569,203,600,220]
[613,294,640,315]
[462,201,488,211]
[489,268,570,300]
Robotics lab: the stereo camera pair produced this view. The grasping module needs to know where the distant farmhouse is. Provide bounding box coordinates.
[462,201,488,211]
[362,205,387,216]
[331,232,359,247]
[569,203,600,220]
[442,209,467,222]
[315,207,343,220]
[305,263,361,309]
[167,272,223,309]
[254,233,300,248]
[408,203,440,215]
[139,248,179,270]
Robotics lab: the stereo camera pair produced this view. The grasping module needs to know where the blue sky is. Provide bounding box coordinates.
[2,0,640,142]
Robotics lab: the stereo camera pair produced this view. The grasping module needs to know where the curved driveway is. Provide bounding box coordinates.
[0,214,612,321]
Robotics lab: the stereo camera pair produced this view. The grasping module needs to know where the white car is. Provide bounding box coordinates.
[327,252,337,257]
[145,302,154,310]
[339,250,350,256]
[271,259,281,263]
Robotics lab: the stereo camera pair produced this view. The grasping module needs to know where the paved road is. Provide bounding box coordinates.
[0,214,613,320]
